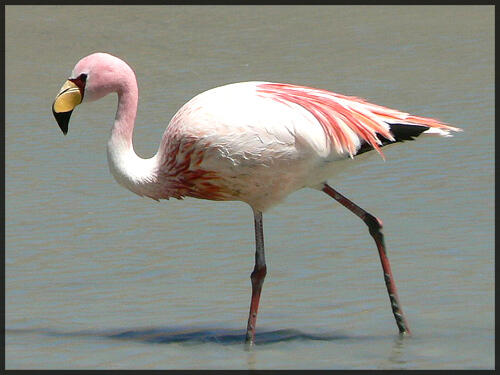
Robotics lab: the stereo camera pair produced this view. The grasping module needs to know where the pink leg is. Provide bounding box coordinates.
[322,183,411,335]
[245,209,267,346]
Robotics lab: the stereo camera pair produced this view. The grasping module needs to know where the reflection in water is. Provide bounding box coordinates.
[7,326,417,369]
[385,334,410,369]
[246,348,257,371]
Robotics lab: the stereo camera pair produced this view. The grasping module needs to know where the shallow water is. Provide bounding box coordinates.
[5,5,494,369]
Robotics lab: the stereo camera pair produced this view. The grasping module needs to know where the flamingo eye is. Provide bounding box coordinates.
[68,73,87,99]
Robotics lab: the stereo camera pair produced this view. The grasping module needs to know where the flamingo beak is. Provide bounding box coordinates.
[52,80,82,135]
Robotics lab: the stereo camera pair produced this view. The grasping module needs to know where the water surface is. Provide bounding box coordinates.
[6,5,494,369]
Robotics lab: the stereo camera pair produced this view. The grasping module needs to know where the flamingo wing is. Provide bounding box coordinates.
[256,82,461,160]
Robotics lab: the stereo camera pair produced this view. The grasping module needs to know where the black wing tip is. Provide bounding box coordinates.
[388,123,430,142]
[356,123,430,156]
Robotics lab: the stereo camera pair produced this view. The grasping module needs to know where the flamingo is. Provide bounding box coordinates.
[52,52,461,345]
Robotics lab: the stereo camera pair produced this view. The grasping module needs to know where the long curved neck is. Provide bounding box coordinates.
[111,78,138,148]
[106,70,160,199]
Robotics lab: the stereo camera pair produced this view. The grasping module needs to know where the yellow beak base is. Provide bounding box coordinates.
[52,80,82,135]
[53,80,82,113]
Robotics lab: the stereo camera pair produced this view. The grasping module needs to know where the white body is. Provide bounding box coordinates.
[159,82,351,211]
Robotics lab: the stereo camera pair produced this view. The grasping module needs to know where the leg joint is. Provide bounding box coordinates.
[364,213,383,233]
[250,265,267,283]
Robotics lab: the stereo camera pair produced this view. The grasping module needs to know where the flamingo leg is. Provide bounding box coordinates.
[245,209,267,346]
[322,183,411,335]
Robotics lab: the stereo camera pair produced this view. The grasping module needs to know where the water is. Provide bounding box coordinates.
[5,5,494,369]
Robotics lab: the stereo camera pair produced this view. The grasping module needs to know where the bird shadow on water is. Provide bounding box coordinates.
[7,326,412,368]
[7,325,356,347]
[105,326,351,346]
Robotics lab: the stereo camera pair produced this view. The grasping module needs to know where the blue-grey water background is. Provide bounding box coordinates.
[5,5,494,369]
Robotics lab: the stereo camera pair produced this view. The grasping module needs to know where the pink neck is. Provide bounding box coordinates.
[105,64,161,200]
[111,72,138,149]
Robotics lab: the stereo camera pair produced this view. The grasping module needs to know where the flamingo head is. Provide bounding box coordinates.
[52,52,131,134]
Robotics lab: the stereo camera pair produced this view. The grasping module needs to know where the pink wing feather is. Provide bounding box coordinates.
[256,83,459,159]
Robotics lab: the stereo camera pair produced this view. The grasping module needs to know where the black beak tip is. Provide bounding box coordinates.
[52,104,71,135]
